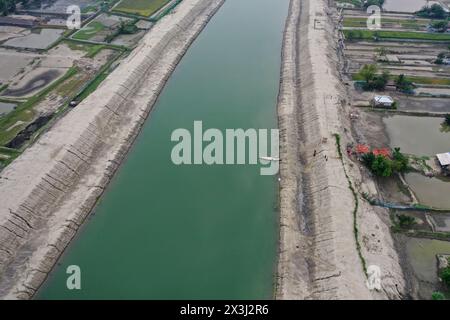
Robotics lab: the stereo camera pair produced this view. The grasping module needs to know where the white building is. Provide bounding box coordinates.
[371,95,395,108]
[436,152,450,169]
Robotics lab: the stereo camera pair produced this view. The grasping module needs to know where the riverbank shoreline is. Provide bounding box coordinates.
[0,0,225,299]
[276,0,406,299]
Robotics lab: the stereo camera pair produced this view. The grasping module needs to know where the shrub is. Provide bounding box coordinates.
[398,215,415,228]
[432,292,445,300]
[441,267,450,287]
[445,114,450,126]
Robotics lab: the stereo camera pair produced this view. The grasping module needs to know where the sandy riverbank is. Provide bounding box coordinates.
[276,0,406,299]
[0,0,225,299]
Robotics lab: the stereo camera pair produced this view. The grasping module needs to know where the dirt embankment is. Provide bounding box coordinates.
[0,0,225,299]
[276,0,406,299]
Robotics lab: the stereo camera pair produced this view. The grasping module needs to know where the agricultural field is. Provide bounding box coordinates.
[344,29,450,41]
[0,42,121,151]
[113,0,171,17]
[343,17,431,30]
[72,21,107,41]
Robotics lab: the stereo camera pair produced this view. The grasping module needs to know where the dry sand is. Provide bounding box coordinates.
[276,0,406,299]
[0,0,225,299]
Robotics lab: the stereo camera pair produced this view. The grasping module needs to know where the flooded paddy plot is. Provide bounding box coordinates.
[0,42,91,99]
[429,212,450,233]
[396,96,450,113]
[0,49,34,81]
[0,26,29,42]
[3,28,64,50]
[0,102,16,117]
[405,173,450,209]
[3,69,65,98]
[27,0,98,13]
[384,115,450,156]
[111,30,145,47]
[406,238,450,299]
[384,0,429,13]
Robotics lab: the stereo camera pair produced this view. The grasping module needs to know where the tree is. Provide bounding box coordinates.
[395,74,413,92]
[445,114,450,126]
[362,152,376,168]
[364,0,385,8]
[431,20,449,33]
[0,0,17,15]
[441,267,450,287]
[371,155,393,177]
[392,147,409,172]
[398,214,415,228]
[417,4,447,19]
[373,70,390,90]
[358,64,377,84]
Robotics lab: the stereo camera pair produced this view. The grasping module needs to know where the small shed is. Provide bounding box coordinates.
[371,95,394,108]
[436,152,450,169]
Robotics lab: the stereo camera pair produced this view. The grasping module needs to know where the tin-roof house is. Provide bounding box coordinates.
[436,152,450,174]
[371,95,395,108]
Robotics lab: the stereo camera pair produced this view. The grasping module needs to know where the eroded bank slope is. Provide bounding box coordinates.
[276,0,406,299]
[0,0,225,299]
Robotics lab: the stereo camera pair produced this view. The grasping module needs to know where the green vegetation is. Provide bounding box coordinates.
[336,0,363,7]
[65,41,106,58]
[441,265,450,287]
[443,114,450,132]
[432,291,445,300]
[406,76,450,86]
[334,134,367,276]
[0,0,15,16]
[344,29,450,41]
[73,21,106,41]
[363,0,384,8]
[431,20,449,32]
[397,214,416,228]
[343,17,429,30]
[105,20,138,43]
[353,73,450,86]
[395,74,413,93]
[362,148,409,177]
[416,4,448,20]
[0,146,19,166]
[113,0,170,17]
[356,64,389,91]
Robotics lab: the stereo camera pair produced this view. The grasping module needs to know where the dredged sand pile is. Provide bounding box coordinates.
[276,0,406,299]
[0,0,225,299]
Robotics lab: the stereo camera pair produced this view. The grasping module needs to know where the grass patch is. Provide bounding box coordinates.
[334,134,367,276]
[352,73,450,86]
[343,17,429,30]
[73,21,106,41]
[344,29,450,41]
[113,0,171,17]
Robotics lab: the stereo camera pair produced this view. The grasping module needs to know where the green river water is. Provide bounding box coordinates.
[38,0,289,299]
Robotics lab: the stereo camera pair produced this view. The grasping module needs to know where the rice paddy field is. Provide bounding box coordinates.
[113,0,171,17]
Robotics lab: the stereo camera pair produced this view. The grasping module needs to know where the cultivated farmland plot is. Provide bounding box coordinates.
[113,0,172,17]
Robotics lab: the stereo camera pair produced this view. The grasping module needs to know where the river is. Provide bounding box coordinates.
[37,0,289,299]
